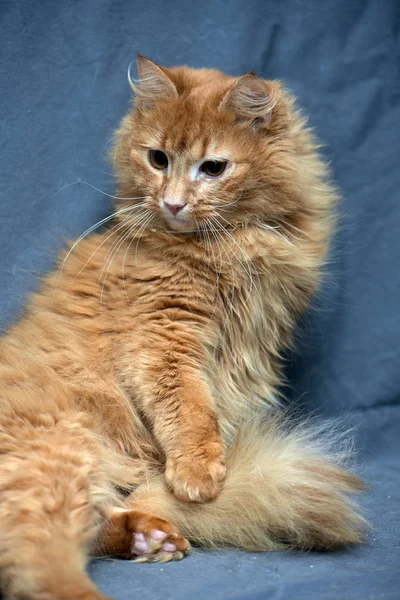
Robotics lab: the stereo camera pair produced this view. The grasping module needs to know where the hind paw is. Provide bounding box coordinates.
[131,528,188,563]
[96,508,190,563]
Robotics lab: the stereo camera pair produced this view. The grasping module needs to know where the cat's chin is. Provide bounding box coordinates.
[162,217,196,233]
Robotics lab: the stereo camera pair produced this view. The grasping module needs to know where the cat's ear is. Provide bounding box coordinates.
[130,55,178,110]
[219,74,276,129]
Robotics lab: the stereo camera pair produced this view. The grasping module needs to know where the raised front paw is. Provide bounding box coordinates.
[165,440,226,503]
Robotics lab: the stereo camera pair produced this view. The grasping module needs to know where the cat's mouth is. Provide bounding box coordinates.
[161,207,195,232]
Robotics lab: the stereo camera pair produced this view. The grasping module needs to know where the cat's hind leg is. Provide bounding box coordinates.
[0,409,117,600]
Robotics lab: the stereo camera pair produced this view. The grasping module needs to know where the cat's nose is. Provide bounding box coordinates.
[163,200,187,216]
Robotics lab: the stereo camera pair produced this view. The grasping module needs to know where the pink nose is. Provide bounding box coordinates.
[163,200,187,216]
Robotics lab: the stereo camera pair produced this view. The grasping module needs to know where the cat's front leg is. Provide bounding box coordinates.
[125,336,226,503]
[151,371,226,503]
[165,441,226,503]
[164,405,227,503]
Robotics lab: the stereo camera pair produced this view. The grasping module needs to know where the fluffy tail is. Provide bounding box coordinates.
[130,413,366,551]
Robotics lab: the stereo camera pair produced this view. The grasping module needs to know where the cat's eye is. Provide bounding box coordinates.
[148,150,169,170]
[200,160,228,177]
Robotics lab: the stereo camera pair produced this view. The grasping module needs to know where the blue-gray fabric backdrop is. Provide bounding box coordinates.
[0,1,399,598]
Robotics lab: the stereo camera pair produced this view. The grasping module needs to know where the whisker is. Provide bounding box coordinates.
[61,216,138,294]
[276,220,313,241]
[201,221,212,273]
[210,216,260,307]
[107,209,153,305]
[133,212,155,267]
[158,223,228,235]
[195,218,209,264]
[161,228,205,234]
[256,222,280,232]
[55,202,147,283]
[118,210,154,304]
[258,221,297,246]
[210,216,253,288]
[213,189,243,210]
[98,214,143,285]
[99,211,150,301]
[53,179,149,202]
[200,221,219,326]
[208,219,223,275]
[207,218,236,319]
[207,221,234,362]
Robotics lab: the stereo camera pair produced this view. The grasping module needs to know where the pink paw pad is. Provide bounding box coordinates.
[162,542,177,553]
[132,533,149,555]
[131,529,171,556]
[151,529,168,542]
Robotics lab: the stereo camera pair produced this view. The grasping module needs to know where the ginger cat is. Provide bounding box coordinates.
[0,57,365,600]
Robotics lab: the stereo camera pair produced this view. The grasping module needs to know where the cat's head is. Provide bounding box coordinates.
[113,56,323,237]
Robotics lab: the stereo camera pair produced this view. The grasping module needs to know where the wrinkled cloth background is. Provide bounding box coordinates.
[0,1,399,598]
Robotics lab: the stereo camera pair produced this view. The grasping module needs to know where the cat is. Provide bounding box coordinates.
[0,56,365,600]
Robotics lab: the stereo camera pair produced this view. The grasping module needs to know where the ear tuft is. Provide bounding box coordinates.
[129,55,178,111]
[220,74,276,128]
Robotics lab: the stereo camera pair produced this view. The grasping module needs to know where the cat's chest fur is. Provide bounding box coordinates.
[102,238,284,442]
[203,268,282,440]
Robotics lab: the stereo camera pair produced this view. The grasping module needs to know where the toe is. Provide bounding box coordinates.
[151,529,168,542]
[161,542,177,552]
[131,534,150,556]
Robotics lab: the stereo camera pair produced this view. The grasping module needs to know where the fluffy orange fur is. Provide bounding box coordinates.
[0,57,365,600]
